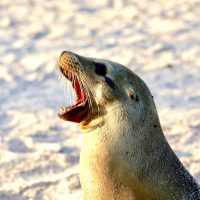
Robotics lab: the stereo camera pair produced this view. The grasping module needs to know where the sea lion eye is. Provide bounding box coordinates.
[95,63,107,76]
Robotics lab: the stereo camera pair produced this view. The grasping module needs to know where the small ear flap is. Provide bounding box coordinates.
[128,90,139,102]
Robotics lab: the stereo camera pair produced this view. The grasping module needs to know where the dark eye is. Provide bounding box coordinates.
[95,63,107,76]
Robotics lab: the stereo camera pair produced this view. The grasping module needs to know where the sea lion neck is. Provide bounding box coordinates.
[80,103,130,133]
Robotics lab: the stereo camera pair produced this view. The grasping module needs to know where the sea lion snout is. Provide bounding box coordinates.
[59,51,71,64]
[59,50,74,60]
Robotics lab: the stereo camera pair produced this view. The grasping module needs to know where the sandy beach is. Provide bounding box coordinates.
[0,0,200,199]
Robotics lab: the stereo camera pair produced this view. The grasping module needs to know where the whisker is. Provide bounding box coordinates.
[65,71,73,105]
[71,73,76,103]
[81,78,93,114]
[79,72,102,117]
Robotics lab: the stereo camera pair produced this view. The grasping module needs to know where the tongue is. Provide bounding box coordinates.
[59,101,89,123]
[73,80,87,104]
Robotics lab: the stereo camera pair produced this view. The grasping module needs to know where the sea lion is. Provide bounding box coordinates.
[58,51,200,200]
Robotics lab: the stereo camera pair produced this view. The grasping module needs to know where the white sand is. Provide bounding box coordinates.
[0,0,200,199]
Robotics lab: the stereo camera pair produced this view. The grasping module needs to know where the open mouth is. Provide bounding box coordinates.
[58,67,89,123]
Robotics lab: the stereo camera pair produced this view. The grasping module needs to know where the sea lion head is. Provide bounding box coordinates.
[58,51,158,132]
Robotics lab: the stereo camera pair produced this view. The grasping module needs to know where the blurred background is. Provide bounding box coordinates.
[0,0,200,199]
